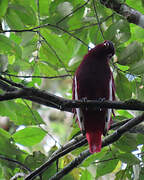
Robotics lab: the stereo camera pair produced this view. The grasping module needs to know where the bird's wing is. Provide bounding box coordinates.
[104,76,113,134]
[74,76,85,132]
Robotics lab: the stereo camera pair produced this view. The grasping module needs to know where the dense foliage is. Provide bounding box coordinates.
[0,0,144,179]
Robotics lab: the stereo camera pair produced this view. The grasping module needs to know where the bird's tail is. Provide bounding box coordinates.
[86,131,102,153]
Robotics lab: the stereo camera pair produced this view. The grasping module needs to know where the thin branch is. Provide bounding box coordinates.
[69,13,114,32]
[3,73,71,79]
[0,155,31,172]
[92,0,105,40]
[56,0,90,25]
[38,32,70,75]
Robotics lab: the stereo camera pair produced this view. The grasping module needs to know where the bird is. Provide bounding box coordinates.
[72,40,115,153]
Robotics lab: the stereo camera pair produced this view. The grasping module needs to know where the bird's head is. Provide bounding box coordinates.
[89,40,115,60]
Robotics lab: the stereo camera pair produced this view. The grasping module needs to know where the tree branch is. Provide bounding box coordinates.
[0,77,144,112]
[100,0,144,28]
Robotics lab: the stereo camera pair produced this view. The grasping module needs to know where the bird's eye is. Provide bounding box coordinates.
[103,41,109,48]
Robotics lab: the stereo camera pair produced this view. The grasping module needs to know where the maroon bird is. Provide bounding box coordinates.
[72,40,115,153]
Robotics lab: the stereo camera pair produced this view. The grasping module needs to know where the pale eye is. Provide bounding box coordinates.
[103,41,109,48]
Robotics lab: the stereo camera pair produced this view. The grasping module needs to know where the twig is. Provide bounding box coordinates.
[0,155,31,172]
[56,0,90,25]
[92,0,105,40]
[3,73,71,79]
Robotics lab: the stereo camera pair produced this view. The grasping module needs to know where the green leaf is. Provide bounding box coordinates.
[39,0,51,16]
[0,35,22,58]
[21,32,36,46]
[42,162,57,179]
[114,133,138,152]
[5,7,24,29]
[105,20,131,43]
[129,59,144,75]
[25,151,47,170]
[96,152,119,178]
[0,102,17,121]
[115,169,132,180]
[9,5,37,26]
[80,169,93,180]
[41,29,69,66]
[137,134,144,145]
[12,127,46,146]
[82,149,107,167]
[37,61,58,76]
[0,101,43,125]
[68,4,84,29]
[0,0,8,19]
[115,72,132,100]
[0,129,17,156]
[117,152,140,165]
[118,41,143,65]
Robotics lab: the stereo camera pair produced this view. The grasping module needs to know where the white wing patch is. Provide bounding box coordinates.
[105,77,112,133]
[74,76,85,132]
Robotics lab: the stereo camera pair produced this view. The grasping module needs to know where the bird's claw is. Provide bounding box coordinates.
[82,97,88,110]
[97,97,105,102]
[95,97,106,111]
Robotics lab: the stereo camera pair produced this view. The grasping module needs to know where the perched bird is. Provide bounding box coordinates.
[72,40,115,153]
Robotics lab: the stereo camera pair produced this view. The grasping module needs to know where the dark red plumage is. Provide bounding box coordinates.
[72,40,115,153]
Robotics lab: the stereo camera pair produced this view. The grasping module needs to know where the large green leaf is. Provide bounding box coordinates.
[0,35,22,58]
[117,152,140,165]
[40,29,69,68]
[129,59,144,75]
[115,72,132,100]
[0,129,17,157]
[80,169,93,180]
[96,151,119,178]
[39,0,51,16]
[5,7,24,29]
[9,5,36,26]
[82,149,107,167]
[118,41,143,65]
[105,20,131,43]
[114,133,138,152]
[0,0,8,19]
[12,127,46,146]
[0,101,43,125]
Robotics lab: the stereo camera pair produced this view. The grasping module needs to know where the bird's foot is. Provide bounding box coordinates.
[97,97,105,102]
[82,97,88,110]
[96,97,106,111]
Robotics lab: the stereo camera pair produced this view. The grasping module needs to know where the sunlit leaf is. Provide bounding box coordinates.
[12,127,46,146]
[115,72,132,100]
[0,0,8,19]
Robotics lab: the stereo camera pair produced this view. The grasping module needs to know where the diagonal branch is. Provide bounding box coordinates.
[100,0,144,28]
